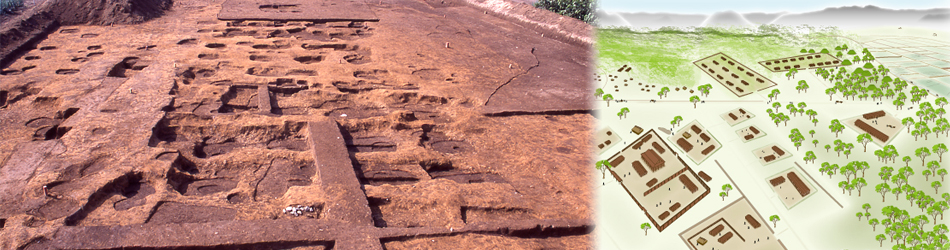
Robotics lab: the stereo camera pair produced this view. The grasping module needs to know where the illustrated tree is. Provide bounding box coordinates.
[595,88,604,98]
[829,119,844,138]
[928,161,941,178]
[927,206,941,225]
[938,168,947,181]
[844,143,854,159]
[905,186,918,207]
[881,167,895,184]
[640,222,651,236]
[770,89,781,100]
[769,215,780,228]
[857,212,865,221]
[796,80,809,93]
[863,203,872,213]
[854,177,867,196]
[722,184,733,197]
[842,59,852,66]
[658,87,670,99]
[800,48,808,53]
[934,202,947,220]
[821,48,830,53]
[827,164,839,178]
[595,160,613,180]
[870,218,880,231]
[901,117,916,133]
[892,177,905,200]
[933,181,942,194]
[719,191,727,201]
[697,84,712,97]
[903,156,912,167]
[671,116,683,127]
[772,102,782,113]
[936,97,948,109]
[617,111,624,120]
[602,94,613,107]
[619,107,630,119]
[924,169,933,181]
[917,147,931,166]
[840,180,851,194]
[826,88,836,101]
[857,133,873,152]
[825,144,832,152]
[812,139,819,147]
[812,118,819,127]
[689,95,700,109]
[877,183,891,202]
[876,234,886,247]
[934,143,947,162]
[848,49,857,55]
[804,151,816,163]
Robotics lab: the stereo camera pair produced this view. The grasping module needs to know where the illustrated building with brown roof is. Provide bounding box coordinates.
[680,197,785,250]
[606,130,710,232]
[670,120,721,164]
[767,168,816,209]
[844,110,903,147]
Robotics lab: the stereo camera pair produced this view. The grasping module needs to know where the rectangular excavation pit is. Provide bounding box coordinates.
[460,206,533,224]
[358,163,426,186]
[148,114,309,158]
[218,85,261,113]
[107,57,149,78]
[145,202,236,224]
[254,158,316,201]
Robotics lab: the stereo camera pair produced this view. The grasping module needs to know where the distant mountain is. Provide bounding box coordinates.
[770,5,949,30]
[596,10,630,27]
[743,12,785,25]
[702,11,753,27]
[920,13,949,22]
[597,5,950,30]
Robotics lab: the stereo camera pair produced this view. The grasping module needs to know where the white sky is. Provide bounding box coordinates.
[598,0,950,14]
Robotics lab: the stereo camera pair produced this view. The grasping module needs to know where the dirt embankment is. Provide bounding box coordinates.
[0,0,171,67]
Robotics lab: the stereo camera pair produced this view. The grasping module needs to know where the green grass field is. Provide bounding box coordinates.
[596,25,850,88]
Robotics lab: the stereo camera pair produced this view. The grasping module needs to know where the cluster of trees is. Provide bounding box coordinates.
[816,63,911,104]
[719,184,732,201]
[617,107,630,119]
[1,0,23,15]
[902,98,949,141]
[766,100,818,127]
[697,84,712,96]
[796,80,810,93]
[873,206,948,248]
[670,116,683,128]
[534,0,596,24]
[789,129,805,151]
[829,119,846,138]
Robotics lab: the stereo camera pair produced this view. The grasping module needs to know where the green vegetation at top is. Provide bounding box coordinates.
[1,0,23,15]
[534,0,596,24]
[596,25,848,87]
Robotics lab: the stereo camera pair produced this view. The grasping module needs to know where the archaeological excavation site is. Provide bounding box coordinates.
[0,0,593,248]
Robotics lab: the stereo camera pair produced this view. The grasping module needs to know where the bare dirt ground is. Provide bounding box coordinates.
[0,0,593,248]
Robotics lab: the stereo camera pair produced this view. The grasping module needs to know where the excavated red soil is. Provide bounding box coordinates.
[0,0,592,248]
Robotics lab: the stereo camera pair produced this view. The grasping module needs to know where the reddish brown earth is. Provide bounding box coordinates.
[0,0,593,248]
